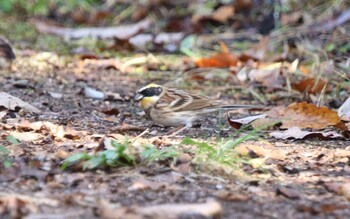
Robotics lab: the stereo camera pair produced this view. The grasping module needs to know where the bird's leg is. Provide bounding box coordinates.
[135,128,149,139]
[166,122,192,136]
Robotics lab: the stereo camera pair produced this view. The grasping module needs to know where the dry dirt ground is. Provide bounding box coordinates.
[0,57,349,219]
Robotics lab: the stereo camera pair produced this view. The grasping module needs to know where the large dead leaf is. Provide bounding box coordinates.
[270,127,344,140]
[16,120,84,140]
[277,102,341,129]
[0,92,40,113]
[98,199,222,219]
[195,42,238,68]
[33,19,151,40]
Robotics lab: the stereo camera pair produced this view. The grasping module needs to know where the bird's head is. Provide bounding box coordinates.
[134,83,163,110]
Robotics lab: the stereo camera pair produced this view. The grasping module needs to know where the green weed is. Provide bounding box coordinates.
[140,144,178,164]
[62,139,136,170]
[0,135,20,168]
[0,146,12,168]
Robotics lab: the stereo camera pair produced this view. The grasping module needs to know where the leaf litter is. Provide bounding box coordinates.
[1,1,350,219]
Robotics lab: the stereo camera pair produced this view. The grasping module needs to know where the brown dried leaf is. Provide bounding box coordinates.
[248,63,283,88]
[276,187,300,199]
[0,92,40,113]
[270,127,344,140]
[228,114,266,129]
[195,52,238,68]
[234,143,286,160]
[16,120,84,140]
[101,108,120,116]
[278,102,341,129]
[211,5,235,23]
[292,78,327,94]
[192,5,235,24]
[99,199,222,219]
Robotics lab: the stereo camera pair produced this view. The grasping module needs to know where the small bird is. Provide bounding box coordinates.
[134,83,259,134]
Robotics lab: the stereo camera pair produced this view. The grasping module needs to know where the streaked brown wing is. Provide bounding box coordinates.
[155,88,219,112]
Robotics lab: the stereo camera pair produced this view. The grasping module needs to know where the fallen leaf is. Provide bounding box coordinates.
[98,199,222,219]
[234,143,286,160]
[171,163,193,175]
[195,42,238,68]
[0,36,15,60]
[210,5,235,23]
[215,190,249,201]
[195,52,238,68]
[48,92,63,99]
[320,203,348,213]
[79,58,122,70]
[276,187,300,199]
[240,36,270,61]
[33,19,151,40]
[228,114,267,129]
[9,131,43,142]
[338,96,350,121]
[128,179,167,191]
[192,5,234,24]
[111,123,146,134]
[16,120,84,140]
[0,92,40,113]
[101,108,120,116]
[270,127,344,140]
[0,111,7,119]
[248,63,283,88]
[292,78,327,94]
[129,34,153,49]
[281,11,303,26]
[339,183,350,201]
[154,32,184,45]
[84,86,105,99]
[278,102,341,129]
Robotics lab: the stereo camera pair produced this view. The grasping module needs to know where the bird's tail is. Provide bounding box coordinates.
[218,105,266,110]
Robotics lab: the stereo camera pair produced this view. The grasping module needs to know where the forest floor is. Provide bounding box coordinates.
[1,1,350,218]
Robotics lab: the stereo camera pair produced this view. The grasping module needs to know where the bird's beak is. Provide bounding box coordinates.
[134,93,143,101]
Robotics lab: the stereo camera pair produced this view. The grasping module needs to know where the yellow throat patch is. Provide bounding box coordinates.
[140,96,160,110]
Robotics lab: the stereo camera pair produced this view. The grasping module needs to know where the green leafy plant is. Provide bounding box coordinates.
[6,135,20,144]
[181,130,259,166]
[0,0,101,15]
[0,146,12,168]
[140,144,178,164]
[62,139,136,170]
[0,135,20,168]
